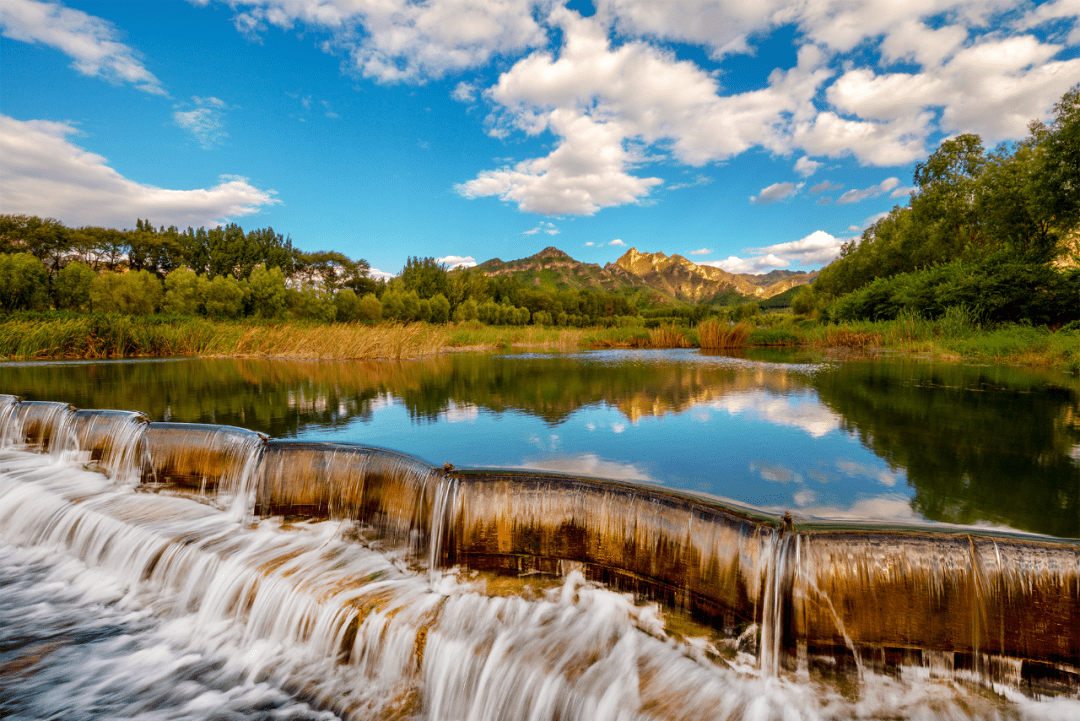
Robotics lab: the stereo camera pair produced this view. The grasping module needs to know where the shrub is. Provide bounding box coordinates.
[246,264,287,319]
[90,270,163,315]
[54,261,95,311]
[0,252,50,311]
[162,267,207,316]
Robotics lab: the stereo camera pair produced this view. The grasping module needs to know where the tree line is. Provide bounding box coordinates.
[795,83,1080,326]
[0,218,659,326]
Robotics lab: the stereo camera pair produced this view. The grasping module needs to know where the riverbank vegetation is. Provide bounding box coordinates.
[1,85,1077,369]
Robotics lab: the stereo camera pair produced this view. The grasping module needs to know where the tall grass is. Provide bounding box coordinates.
[648,323,690,348]
[219,321,447,359]
[698,321,751,349]
[0,314,446,361]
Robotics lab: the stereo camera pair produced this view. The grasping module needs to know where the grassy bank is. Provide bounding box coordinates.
[3,312,1077,372]
[0,313,447,361]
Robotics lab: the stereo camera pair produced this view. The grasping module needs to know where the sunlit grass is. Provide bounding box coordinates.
[699,321,751,349]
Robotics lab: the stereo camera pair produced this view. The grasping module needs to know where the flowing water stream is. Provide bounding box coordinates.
[2,350,1079,720]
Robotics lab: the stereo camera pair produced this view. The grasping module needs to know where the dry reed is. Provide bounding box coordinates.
[698,321,751,349]
[648,323,690,348]
[219,322,448,360]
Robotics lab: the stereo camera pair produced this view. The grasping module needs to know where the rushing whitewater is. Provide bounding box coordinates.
[2,394,1079,721]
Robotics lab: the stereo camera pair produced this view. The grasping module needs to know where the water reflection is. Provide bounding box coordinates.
[1,350,1077,538]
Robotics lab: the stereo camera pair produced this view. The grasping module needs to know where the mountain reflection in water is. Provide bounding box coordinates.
[1,349,1077,538]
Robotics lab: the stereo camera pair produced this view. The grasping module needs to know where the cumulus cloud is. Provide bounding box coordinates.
[436,254,477,269]
[368,267,396,280]
[750,181,803,205]
[704,254,790,274]
[610,239,626,246]
[0,0,164,94]
[810,180,842,194]
[689,248,711,255]
[0,115,277,228]
[173,97,228,149]
[706,230,848,273]
[215,0,546,84]
[835,177,900,205]
[584,241,594,246]
[794,156,822,177]
[706,392,842,438]
[452,81,477,102]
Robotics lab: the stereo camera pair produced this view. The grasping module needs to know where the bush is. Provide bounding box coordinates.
[429,294,451,323]
[0,252,50,311]
[203,275,246,319]
[246,264,287,319]
[55,261,95,311]
[358,293,382,322]
[162,266,207,316]
[90,270,163,315]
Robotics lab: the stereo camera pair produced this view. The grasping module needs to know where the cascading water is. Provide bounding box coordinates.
[2,396,1079,721]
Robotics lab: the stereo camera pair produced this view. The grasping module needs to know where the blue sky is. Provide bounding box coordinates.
[1,0,1078,278]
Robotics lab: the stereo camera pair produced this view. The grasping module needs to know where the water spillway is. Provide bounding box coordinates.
[2,393,1079,720]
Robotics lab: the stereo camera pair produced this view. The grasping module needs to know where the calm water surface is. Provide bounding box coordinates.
[2,349,1077,538]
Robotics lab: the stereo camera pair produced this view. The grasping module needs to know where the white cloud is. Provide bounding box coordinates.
[794,156,822,177]
[368,267,395,280]
[219,0,546,84]
[452,81,477,102]
[689,248,711,255]
[706,392,842,438]
[523,221,559,235]
[610,239,626,246]
[835,177,900,205]
[809,180,843,194]
[584,241,594,246]
[706,229,848,273]
[705,254,790,274]
[750,181,803,205]
[0,115,277,228]
[848,211,891,231]
[889,185,915,199]
[0,0,164,94]
[515,453,657,483]
[173,97,228,149]
[666,174,712,190]
[436,254,477,269]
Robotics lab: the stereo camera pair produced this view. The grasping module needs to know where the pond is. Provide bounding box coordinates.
[3,348,1077,539]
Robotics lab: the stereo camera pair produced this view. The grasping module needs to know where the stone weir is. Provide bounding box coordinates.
[4,394,1078,693]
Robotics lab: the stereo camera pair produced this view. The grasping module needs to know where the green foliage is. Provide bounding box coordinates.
[452,298,479,322]
[286,285,337,322]
[790,286,815,316]
[813,83,1080,313]
[747,328,799,345]
[0,252,50,311]
[827,251,1079,326]
[246,264,288,319]
[399,256,450,300]
[429,293,451,323]
[55,261,96,311]
[334,288,362,322]
[731,302,760,321]
[90,270,163,315]
[358,293,382,322]
[203,275,246,319]
[162,266,208,316]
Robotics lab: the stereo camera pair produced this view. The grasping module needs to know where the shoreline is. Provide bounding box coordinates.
[2,314,1077,373]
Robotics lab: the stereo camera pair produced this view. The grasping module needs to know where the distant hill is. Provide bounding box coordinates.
[466,246,817,306]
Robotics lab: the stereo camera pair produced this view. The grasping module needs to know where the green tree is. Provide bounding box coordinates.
[0,215,69,268]
[452,298,479,322]
[55,261,96,311]
[429,293,451,323]
[90,270,163,315]
[358,293,382,322]
[203,274,246,319]
[286,285,337,322]
[399,256,450,300]
[335,288,362,321]
[0,252,50,310]
[246,263,288,319]
[162,267,208,316]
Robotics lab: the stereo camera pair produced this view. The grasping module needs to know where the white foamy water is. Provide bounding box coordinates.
[1,449,1077,721]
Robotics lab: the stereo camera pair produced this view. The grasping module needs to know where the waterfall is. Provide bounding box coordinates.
[2,395,1079,720]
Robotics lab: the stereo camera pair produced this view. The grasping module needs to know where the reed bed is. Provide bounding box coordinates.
[698,321,751,349]
[220,321,447,360]
[0,314,222,359]
[446,322,586,351]
[647,323,690,348]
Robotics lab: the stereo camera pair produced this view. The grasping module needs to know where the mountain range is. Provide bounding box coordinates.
[471,247,818,305]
